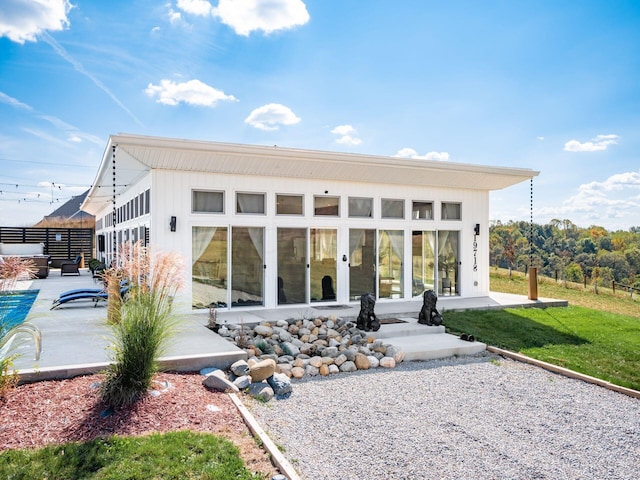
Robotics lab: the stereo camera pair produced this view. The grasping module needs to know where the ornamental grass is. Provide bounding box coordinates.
[100,242,184,408]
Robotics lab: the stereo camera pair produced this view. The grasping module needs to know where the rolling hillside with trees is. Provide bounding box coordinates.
[490,220,640,289]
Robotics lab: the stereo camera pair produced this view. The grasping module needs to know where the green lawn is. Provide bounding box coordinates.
[445,305,640,391]
[0,431,266,480]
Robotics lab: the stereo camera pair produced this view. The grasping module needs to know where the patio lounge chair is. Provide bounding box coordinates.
[60,255,82,276]
[50,285,129,310]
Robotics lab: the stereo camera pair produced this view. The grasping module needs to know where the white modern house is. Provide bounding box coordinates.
[81,133,538,314]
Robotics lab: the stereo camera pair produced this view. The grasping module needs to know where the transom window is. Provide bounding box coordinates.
[441,202,462,220]
[412,201,433,220]
[348,197,373,218]
[236,192,265,214]
[276,194,304,215]
[381,198,404,219]
[314,196,340,216]
[193,190,224,213]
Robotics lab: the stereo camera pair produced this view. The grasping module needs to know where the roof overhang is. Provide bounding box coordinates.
[82,133,539,215]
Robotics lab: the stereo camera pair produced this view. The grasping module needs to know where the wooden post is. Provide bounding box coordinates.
[612,281,615,294]
[528,267,538,300]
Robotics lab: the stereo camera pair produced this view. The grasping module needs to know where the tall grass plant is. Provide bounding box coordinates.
[100,242,184,408]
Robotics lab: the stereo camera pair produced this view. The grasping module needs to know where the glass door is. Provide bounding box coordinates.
[411,230,435,297]
[310,228,337,302]
[192,226,228,308]
[277,228,307,305]
[349,229,376,301]
[378,230,403,299]
[231,227,264,307]
[438,230,459,296]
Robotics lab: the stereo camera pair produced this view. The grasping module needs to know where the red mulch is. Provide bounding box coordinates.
[0,372,276,477]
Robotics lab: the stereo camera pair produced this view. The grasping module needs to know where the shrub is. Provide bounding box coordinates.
[100,242,183,408]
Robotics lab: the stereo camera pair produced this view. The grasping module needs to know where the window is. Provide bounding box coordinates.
[382,198,404,219]
[276,194,304,215]
[236,192,265,214]
[144,189,150,214]
[314,196,340,216]
[412,201,433,220]
[441,202,461,220]
[193,190,224,213]
[348,197,373,218]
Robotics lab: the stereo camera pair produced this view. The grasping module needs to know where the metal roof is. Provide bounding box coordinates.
[82,133,539,215]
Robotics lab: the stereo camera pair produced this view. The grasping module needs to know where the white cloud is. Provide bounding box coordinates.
[536,170,640,226]
[0,91,33,111]
[331,124,362,146]
[537,136,545,141]
[213,0,310,36]
[245,103,301,131]
[0,0,72,43]
[167,8,182,24]
[145,79,237,106]
[394,147,450,161]
[177,0,214,16]
[563,134,619,152]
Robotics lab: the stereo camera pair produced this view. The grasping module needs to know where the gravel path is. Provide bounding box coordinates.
[247,353,640,480]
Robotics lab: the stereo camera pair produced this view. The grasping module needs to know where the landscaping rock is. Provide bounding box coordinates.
[267,373,292,396]
[203,372,240,393]
[250,358,277,382]
[247,382,274,402]
[230,359,250,376]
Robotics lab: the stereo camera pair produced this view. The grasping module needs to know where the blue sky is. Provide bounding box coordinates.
[1,0,639,230]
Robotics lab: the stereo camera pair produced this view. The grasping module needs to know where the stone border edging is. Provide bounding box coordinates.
[487,346,640,399]
[228,392,301,480]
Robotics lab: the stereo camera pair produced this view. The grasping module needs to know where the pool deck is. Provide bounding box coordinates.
[9,269,567,383]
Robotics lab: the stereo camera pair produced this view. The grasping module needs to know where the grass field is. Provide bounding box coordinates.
[443,268,640,390]
[0,431,266,480]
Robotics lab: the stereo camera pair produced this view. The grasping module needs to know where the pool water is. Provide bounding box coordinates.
[0,290,39,334]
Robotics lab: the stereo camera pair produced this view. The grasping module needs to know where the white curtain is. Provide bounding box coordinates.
[247,227,264,261]
[192,226,217,266]
[349,198,372,217]
[314,229,336,260]
[387,230,404,263]
[349,229,365,263]
[237,193,264,214]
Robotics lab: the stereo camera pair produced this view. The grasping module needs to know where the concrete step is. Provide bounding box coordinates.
[370,317,445,339]
[384,333,487,361]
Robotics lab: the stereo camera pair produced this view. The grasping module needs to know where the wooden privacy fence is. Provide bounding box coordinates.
[0,227,94,267]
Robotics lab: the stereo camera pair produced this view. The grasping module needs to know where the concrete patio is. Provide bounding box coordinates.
[9,269,567,382]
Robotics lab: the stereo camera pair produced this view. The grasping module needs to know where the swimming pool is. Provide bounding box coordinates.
[0,290,39,335]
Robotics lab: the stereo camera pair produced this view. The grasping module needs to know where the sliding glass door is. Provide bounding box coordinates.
[277,228,307,304]
[192,226,228,308]
[310,228,338,302]
[412,231,435,297]
[378,230,403,299]
[349,228,376,301]
[231,227,264,307]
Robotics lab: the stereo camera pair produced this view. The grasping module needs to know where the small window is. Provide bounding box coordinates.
[441,202,461,220]
[349,197,373,218]
[382,198,404,219]
[193,190,224,213]
[314,196,340,216]
[237,192,265,214]
[412,201,433,220]
[145,189,150,214]
[277,194,304,215]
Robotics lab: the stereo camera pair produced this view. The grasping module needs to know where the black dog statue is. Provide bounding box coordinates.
[356,293,380,332]
[418,289,443,326]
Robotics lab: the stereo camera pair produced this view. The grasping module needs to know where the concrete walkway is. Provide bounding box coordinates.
[8,270,567,382]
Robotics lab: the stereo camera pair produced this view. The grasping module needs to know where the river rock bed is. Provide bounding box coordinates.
[211,315,405,401]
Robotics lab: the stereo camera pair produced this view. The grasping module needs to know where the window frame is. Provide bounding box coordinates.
[192,189,225,214]
[276,193,305,216]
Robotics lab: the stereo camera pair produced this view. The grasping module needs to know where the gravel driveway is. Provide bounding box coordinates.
[248,353,640,480]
